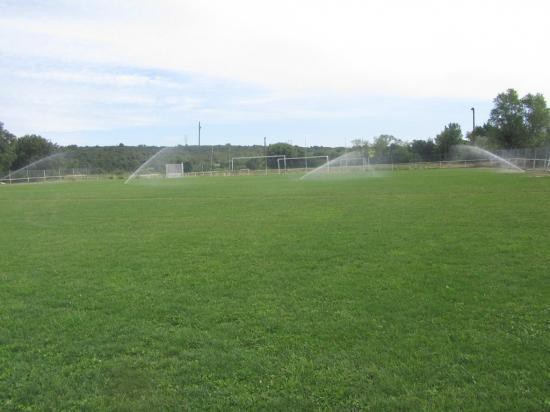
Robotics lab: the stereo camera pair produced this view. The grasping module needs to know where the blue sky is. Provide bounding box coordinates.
[1,0,548,147]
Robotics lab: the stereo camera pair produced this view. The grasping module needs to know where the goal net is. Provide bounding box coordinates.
[165,163,184,178]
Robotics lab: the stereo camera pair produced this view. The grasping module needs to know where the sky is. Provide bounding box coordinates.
[0,0,548,147]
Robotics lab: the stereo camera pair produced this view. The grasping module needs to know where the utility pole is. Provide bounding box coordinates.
[470,107,475,133]
[198,121,201,146]
[184,134,188,146]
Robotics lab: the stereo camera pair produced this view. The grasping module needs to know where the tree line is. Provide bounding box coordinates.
[1,88,548,175]
[348,89,550,163]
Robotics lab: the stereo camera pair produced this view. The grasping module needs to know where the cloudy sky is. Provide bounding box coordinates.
[1,0,548,146]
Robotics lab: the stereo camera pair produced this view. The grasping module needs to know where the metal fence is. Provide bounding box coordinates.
[1,157,549,185]
[0,168,95,184]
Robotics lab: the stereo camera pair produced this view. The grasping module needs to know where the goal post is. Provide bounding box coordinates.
[165,163,184,178]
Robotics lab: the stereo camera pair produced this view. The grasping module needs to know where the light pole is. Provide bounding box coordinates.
[470,107,475,133]
[264,136,267,175]
[304,137,307,170]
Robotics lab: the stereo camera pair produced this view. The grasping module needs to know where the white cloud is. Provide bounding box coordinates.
[0,0,548,143]
[0,68,200,133]
[1,0,548,99]
[12,69,186,89]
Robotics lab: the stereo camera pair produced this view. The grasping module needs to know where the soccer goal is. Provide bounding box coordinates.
[165,163,184,178]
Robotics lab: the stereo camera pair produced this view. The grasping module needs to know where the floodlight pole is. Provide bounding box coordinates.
[470,107,475,133]
[264,136,267,175]
[304,137,308,170]
[198,121,201,146]
[210,146,214,171]
[228,145,231,175]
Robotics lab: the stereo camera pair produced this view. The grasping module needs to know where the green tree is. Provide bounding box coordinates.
[389,141,412,163]
[351,139,370,158]
[267,142,297,158]
[466,124,498,148]
[435,123,463,160]
[0,122,17,174]
[12,134,58,170]
[488,89,528,148]
[521,93,550,146]
[245,157,262,170]
[266,143,298,167]
[370,135,396,162]
[410,139,437,162]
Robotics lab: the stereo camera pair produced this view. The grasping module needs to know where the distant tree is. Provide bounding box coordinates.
[488,89,528,148]
[0,122,17,173]
[521,93,550,146]
[183,160,193,173]
[389,140,412,163]
[466,124,497,148]
[245,158,262,170]
[266,142,298,167]
[483,89,550,148]
[12,134,58,170]
[267,142,297,158]
[351,139,369,157]
[410,139,437,161]
[370,134,396,162]
[435,123,464,159]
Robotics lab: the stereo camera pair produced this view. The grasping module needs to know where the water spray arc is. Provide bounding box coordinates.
[451,145,524,172]
[3,152,67,179]
[300,151,375,180]
[125,147,171,184]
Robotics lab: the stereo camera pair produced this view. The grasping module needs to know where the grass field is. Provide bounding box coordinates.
[0,169,548,410]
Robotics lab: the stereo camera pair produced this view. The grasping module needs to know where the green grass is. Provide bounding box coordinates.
[0,169,548,410]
